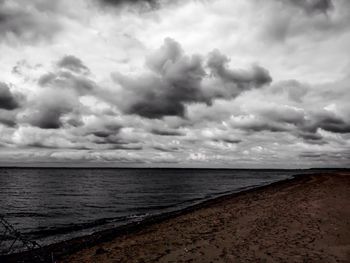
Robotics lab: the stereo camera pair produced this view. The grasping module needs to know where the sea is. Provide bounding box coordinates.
[0,168,320,253]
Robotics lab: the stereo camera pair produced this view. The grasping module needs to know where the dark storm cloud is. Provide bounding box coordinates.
[213,138,242,144]
[317,119,350,133]
[299,152,323,158]
[110,144,143,150]
[151,128,184,136]
[0,1,60,42]
[40,72,95,94]
[29,105,72,129]
[114,74,193,118]
[38,70,95,96]
[297,131,324,143]
[285,0,333,14]
[85,126,142,150]
[234,121,288,133]
[99,0,159,8]
[230,102,349,145]
[0,110,17,127]
[114,38,272,119]
[82,120,144,150]
[93,131,113,138]
[0,82,20,110]
[57,55,90,74]
[299,151,350,161]
[0,118,16,127]
[153,145,179,152]
[37,55,96,97]
[88,124,122,139]
[114,38,207,118]
[301,110,350,134]
[207,50,272,89]
[93,134,143,150]
[66,117,84,128]
[25,88,77,129]
[38,72,56,86]
[93,135,135,145]
[26,142,58,149]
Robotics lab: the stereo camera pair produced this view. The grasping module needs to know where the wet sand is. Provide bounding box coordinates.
[58,171,350,263]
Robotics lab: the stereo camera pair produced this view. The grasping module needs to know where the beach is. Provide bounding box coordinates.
[58,171,350,263]
[2,171,350,262]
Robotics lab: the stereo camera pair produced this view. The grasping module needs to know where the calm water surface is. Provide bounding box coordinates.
[0,168,313,250]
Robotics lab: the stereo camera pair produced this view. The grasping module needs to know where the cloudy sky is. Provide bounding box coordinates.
[0,0,349,168]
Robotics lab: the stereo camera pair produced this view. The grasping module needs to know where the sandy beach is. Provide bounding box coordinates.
[56,171,349,263]
[2,171,350,263]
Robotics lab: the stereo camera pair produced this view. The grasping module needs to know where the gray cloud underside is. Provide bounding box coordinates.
[3,39,350,154]
[285,0,333,14]
[263,0,350,44]
[99,0,159,7]
[229,97,350,143]
[27,56,98,130]
[0,82,20,110]
[0,110,17,127]
[57,55,90,74]
[39,71,95,95]
[0,0,349,166]
[151,128,184,136]
[0,1,61,42]
[113,38,272,119]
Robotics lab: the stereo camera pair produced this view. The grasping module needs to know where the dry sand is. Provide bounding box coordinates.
[59,171,350,263]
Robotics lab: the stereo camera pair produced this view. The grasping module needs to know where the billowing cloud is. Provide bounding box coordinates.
[301,110,350,134]
[39,71,96,95]
[203,50,272,99]
[0,0,349,167]
[112,38,206,118]
[24,89,78,129]
[227,93,350,142]
[207,50,272,88]
[113,38,271,119]
[38,55,97,96]
[57,55,90,74]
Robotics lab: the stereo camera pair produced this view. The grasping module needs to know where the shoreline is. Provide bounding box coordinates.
[2,170,349,262]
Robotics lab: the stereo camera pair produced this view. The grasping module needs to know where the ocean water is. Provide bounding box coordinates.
[0,168,312,252]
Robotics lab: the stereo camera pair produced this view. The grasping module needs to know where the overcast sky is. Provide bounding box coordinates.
[0,0,349,168]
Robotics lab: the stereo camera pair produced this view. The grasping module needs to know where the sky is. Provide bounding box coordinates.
[0,0,349,168]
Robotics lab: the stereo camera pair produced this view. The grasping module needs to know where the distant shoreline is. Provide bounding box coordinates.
[0,166,348,170]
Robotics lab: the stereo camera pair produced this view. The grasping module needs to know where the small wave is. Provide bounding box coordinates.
[21,213,146,239]
[130,204,175,212]
[5,212,52,218]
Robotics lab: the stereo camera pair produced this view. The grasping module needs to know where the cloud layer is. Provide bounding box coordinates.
[0,0,349,168]
[113,38,271,119]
